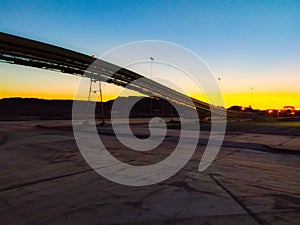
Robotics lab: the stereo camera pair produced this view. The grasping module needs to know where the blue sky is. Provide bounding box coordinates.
[1,0,299,108]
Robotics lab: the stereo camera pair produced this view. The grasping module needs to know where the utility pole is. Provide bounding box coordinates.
[149,57,154,116]
[218,77,221,107]
[250,87,253,108]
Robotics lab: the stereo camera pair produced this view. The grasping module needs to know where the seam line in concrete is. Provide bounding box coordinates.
[210,174,264,225]
[278,136,295,146]
[0,168,93,193]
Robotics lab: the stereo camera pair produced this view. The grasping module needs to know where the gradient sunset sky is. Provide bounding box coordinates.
[1,0,299,109]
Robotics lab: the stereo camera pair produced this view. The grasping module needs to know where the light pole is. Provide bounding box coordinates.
[150,57,154,78]
[250,87,253,108]
[149,57,154,116]
[218,77,221,107]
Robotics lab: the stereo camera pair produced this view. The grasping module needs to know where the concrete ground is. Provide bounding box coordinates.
[0,120,299,225]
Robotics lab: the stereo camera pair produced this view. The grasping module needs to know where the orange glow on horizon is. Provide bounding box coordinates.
[190,92,300,110]
[1,63,299,110]
[1,90,300,111]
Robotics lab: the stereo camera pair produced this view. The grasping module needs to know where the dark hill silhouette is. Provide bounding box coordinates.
[0,97,181,120]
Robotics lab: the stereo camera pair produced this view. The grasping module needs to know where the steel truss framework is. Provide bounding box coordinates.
[0,32,249,118]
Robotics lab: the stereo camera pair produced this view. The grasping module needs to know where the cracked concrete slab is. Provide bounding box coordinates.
[0,121,299,224]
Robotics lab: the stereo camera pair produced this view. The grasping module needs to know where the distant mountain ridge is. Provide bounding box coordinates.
[0,97,178,120]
